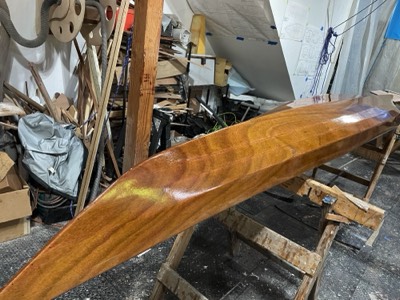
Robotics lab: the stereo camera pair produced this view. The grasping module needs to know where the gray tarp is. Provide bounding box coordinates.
[18,113,85,198]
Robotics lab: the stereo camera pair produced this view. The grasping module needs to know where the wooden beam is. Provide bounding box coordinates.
[190,14,206,55]
[217,209,321,275]
[75,0,130,215]
[123,0,164,171]
[156,264,208,300]
[3,82,46,113]
[150,227,196,299]
[294,222,340,299]
[282,176,385,230]
[28,63,61,122]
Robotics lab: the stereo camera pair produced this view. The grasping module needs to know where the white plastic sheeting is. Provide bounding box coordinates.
[364,39,400,94]
[187,0,279,41]
[331,0,395,97]
[186,0,293,100]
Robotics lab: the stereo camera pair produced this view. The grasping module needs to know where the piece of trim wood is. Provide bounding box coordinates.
[325,213,350,224]
[0,102,25,117]
[156,58,186,79]
[75,0,130,215]
[28,63,61,122]
[332,186,369,212]
[86,45,121,179]
[123,0,164,171]
[0,121,18,131]
[3,82,46,113]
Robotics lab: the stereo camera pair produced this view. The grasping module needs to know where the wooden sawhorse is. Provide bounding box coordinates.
[317,125,400,202]
[150,175,384,300]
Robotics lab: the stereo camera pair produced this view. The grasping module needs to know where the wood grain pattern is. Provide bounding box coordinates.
[123,0,164,171]
[0,96,399,299]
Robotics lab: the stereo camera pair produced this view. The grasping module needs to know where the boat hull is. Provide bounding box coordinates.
[1,95,399,299]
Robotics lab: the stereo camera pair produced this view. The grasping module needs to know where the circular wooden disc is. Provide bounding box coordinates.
[50,0,85,43]
[81,0,116,46]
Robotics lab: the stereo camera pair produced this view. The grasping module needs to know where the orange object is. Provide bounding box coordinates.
[113,7,134,30]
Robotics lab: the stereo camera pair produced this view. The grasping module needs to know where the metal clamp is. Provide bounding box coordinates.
[322,195,337,205]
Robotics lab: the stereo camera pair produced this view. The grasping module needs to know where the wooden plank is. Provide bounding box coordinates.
[352,144,385,162]
[156,77,178,86]
[156,58,186,79]
[74,0,130,215]
[215,57,231,87]
[0,121,18,131]
[150,227,196,300]
[363,125,400,201]
[0,96,398,299]
[294,222,340,300]
[123,0,164,171]
[0,102,25,117]
[156,264,208,300]
[86,45,121,179]
[282,176,384,230]
[28,63,61,122]
[190,14,206,55]
[325,213,350,224]
[217,209,321,275]
[318,164,370,186]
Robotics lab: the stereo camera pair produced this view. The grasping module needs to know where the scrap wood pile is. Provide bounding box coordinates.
[0,11,265,226]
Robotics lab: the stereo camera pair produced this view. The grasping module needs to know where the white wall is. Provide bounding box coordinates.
[270,0,355,99]
[183,0,356,100]
[3,0,190,105]
[4,0,82,104]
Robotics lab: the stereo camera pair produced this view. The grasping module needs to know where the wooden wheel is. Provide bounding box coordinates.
[81,0,116,46]
[49,0,85,43]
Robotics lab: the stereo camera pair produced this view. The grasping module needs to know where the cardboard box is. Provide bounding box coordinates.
[0,178,31,243]
[0,166,23,193]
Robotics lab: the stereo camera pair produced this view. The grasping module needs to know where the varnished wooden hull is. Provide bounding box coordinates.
[1,95,399,299]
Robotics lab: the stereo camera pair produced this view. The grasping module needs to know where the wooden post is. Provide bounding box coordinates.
[123,0,164,171]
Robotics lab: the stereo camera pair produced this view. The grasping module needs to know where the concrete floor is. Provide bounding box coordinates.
[1,152,399,299]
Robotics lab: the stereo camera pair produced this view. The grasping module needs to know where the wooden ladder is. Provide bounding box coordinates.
[149,175,385,300]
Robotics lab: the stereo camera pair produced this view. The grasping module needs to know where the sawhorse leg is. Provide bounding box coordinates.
[364,125,400,202]
[150,226,207,300]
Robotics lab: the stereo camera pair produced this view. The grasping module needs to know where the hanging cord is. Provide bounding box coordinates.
[333,0,388,36]
[310,0,388,95]
[310,27,337,95]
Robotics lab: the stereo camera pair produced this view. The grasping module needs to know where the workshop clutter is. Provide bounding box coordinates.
[0,152,31,243]
[0,9,270,234]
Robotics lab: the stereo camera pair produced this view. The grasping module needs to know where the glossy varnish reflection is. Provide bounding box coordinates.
[0,95,399,299]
